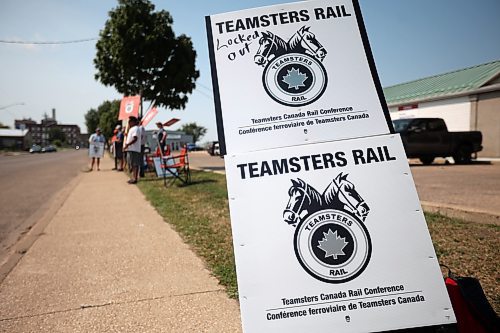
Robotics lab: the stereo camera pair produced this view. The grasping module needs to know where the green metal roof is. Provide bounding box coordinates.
[383,60,500,106]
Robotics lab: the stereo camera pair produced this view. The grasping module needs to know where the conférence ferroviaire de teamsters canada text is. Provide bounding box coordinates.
[237,106,370,136]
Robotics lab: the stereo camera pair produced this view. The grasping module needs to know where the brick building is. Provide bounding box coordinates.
[15,109,81,147]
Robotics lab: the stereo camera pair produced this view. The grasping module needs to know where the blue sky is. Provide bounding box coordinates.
[1,0,499,142]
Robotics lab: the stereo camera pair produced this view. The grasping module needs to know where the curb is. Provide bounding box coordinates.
[421,201,500,226]
[192,168,226,175]
[0,173,84,283]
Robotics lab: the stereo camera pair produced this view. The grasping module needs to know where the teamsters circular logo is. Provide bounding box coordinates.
[294,209,371,283]
[263,53,328,107]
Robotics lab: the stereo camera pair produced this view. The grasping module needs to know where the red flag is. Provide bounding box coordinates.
[141,106,159,127]
[163,118,180,127]
[118,95,141,120]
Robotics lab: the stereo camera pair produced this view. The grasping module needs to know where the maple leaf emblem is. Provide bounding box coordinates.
[282,67,308,90]
[317,229,348,259]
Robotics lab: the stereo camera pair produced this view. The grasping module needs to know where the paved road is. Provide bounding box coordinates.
[188,151,226,172]
[409,160,500,218]
[189,152,499,221]
[0,150,88,262]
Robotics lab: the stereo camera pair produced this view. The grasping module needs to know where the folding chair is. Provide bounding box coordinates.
[161,147,191,186]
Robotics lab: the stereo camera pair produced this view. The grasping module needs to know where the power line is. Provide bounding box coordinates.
[0,38,97,45]
[196,89,213,100]
[194,82,213,99]
[198,82,213,92]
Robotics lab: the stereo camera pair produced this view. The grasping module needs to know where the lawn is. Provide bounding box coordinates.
[138,170,499,312]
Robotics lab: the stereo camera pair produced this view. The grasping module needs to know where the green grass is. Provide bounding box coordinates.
[138,170,499,312]
[138,170,238,298]
[425,212,499,312]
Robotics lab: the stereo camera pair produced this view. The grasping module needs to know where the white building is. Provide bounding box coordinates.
[0,129,31,150]
[384,60,500,157]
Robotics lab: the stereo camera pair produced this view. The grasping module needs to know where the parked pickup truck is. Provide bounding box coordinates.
[392,118,482,165]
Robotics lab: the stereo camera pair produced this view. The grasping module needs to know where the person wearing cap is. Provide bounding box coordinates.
[89,127,106,171]
[156,121,167,155]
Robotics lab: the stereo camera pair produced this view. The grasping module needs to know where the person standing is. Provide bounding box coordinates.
[156,121,167,155]
[124,117,141,184]
[88,128,105,171]
[113,125,124,171]
[138,118,147,177]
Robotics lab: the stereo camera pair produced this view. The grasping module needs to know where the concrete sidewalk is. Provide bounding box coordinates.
[0,156,242,332]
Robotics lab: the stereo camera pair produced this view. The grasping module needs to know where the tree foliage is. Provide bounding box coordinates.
[52,139,63,147]
[97,100,121,140]
[84,100,121,139]
[94,0,199,111]
[48,127,66,143]
[179,122,207,144]
[84,108,99,134]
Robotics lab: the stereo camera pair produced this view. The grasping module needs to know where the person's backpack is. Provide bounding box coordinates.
[442,266,499,333]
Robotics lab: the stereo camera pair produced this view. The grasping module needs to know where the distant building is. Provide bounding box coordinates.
[14,118,36,129]
[78,133,90,148]
[0,129,31,150]
[14,108,81,147]
[165,130,194,151]
[144,130,193,152]
[385,60,500,157]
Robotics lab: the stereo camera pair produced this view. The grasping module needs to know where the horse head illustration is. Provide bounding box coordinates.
[323,173,370,222]
[283,178,323,226]
[288,26,327,61]
[254,31,289,66]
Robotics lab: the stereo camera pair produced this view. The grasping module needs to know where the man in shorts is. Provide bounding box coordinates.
[88,127,105,171]
[138,117,147,177]
[113,125,124,171]
[124,116,141,184]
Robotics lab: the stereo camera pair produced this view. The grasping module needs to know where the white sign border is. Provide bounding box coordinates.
[206,0,394,156]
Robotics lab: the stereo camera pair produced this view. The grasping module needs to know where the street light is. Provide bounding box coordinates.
[0,102,25,110]
[0,103,25,127]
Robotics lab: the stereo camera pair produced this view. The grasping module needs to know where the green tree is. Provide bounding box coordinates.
[97,100,121,140]
[52,139,63,148]
[179,122,207,144]
[94,0,199,112]
[84,100,121,139]
[84,108,99,133]
[48,127,66,144]
[0,122,10,129]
